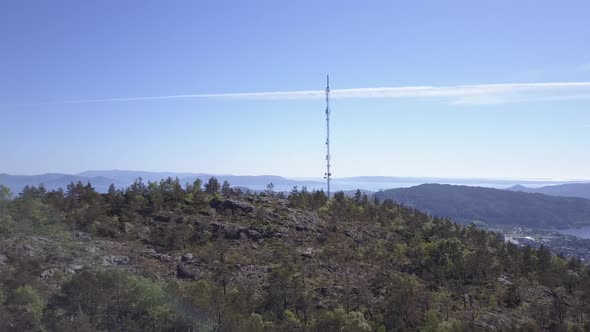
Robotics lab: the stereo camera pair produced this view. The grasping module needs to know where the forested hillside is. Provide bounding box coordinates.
[507,183,590,200]
[0,180,589,331]
[375,184,590,228]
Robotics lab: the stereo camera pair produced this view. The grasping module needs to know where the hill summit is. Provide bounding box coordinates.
[0,179,588,330]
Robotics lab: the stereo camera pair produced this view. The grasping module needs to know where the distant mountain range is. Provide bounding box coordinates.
[337,176,585,186]
[0,171,324,195]
[506,183,590,200]
[375,184,590,228]
[0,173,118,194]
[5,171,590,229]
[2,170,590,198]
[77,170,320,188]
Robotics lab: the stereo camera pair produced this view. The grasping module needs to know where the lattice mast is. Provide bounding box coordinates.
[324,75,332,197]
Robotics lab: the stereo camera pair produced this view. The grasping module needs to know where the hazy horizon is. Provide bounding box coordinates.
[4,168,590,184]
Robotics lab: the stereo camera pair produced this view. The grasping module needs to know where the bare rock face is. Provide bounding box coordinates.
[220,223,246,240]
[300,247,317,259]
[4,239,39,257]
[101,255,129,267]
[143,248,157,257]
[74,231,92,241]
[210,222,272,241]
[472,312,513,331]
[156,254,172,262]
[210,198,254,214]
[143,249,172,262]
[498,275,512,286]
[236,264,267,281]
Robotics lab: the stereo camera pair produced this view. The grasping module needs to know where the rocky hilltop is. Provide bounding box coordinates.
[0,179,588,331]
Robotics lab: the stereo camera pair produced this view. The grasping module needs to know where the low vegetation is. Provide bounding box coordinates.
[0,179,589,331]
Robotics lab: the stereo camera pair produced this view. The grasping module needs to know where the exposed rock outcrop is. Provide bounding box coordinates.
[210,198,254,214]
[102,255,129,266]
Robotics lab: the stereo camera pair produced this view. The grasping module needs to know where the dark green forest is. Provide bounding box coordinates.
[0,178,589,331]
[375,184,590,228]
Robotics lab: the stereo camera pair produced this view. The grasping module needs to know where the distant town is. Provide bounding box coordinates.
[497,226,590,261]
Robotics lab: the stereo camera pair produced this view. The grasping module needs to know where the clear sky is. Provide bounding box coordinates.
[1,0,590,179]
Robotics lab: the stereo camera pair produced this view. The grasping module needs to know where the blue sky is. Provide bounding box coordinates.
[1,0,590,179]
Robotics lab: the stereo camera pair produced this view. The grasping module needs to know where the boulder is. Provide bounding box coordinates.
[181,253,193,262]
[176,264,195,279]
[260,228,286,239]
[224,224,246,240]
[300,247,315,259]
[211,198,254,214]
[39,268,59,279]
[65,264,84,275]
[344,229,362,243]
[123,222,135,233]
[0,254,7,266]
[245,229,263,241]
[176,264,203,279]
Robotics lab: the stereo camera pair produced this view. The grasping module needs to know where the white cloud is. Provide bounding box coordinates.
[330,82,590,105]
[10,81,590,106]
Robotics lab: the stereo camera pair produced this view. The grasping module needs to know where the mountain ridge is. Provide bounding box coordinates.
[507,182,590,200]
[375,183,590,228]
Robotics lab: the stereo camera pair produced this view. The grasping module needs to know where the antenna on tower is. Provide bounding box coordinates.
[324,75,332,198]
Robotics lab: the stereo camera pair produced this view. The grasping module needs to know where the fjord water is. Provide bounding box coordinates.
[554,226,590,239]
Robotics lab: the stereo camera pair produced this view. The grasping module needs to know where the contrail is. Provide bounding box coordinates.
[7,82,590,106]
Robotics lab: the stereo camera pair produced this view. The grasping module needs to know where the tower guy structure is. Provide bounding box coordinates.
[324,75,332,197]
